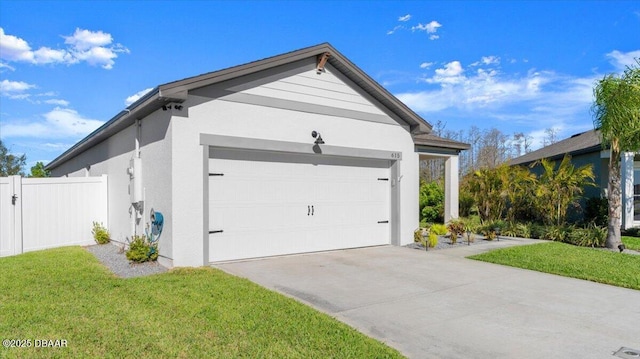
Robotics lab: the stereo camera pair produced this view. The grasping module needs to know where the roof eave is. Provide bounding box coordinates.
[510,144,603,166]
[46,88,167,170]
[46,43,434,169]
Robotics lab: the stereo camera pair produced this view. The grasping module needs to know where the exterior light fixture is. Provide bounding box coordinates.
[311,131,324,145]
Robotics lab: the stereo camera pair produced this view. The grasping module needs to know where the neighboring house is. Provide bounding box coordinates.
[46,43,469,267]
[510,129,639,229]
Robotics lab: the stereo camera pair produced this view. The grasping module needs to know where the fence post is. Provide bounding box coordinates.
[11,176,23,255]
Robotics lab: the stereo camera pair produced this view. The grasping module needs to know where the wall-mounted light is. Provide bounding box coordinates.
[162,105,171,111]
[311,131,324,145]
[174,105,183,110]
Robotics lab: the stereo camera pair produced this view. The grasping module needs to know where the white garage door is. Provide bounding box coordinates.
[208,148,391,262]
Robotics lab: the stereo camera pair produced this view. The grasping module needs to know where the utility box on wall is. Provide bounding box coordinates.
[128,157,143,204]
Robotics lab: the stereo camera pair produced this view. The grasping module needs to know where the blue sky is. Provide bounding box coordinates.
[1,1,639,167]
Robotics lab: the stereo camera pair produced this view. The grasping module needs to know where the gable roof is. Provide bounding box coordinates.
[47,43,462,170]
[510,129,602,165]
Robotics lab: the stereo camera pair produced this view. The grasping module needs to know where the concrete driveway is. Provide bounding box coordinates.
[216,240,640,359]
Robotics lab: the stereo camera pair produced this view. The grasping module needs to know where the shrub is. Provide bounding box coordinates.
[420,180,444,223]
[530,223,546,239]
[430,223,447,236]
[483,228,497,241]
[459,192,475,218]
[414,228,429,243]
[502,222,532,238]
[126,235,158,263]
[534,155,595,226]
[91,222,110,244]
[622,227,640,237]
[565,223,606,247]
[542,225,571,242]
[459,216,481,234]
[447,220,465,244]
[584,197,608,226]
[428,232,438,248]
[414,228,422,243]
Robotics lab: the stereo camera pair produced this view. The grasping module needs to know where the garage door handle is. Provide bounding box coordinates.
[311,205,314,216]
[308,205,310,216]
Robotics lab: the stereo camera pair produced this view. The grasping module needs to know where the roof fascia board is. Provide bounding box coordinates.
[512,144,603,166]
[46,89,164,170]
[47,43,435,169]
[159,44,333,97]
[160,43,431,133]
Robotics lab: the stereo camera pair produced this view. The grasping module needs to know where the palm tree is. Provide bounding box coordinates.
[592,59,640,249]
[534,155,595,226]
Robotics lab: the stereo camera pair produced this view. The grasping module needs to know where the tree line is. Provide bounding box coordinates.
[0,140,50,177]
[420,121,560,182]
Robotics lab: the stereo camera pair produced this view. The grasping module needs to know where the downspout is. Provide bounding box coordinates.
[129,119,143,239]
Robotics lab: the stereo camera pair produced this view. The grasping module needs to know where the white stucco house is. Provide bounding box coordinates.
[46,43,469,267]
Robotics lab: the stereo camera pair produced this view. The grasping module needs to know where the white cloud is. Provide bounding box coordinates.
[423,61,465,84]
[63,28,113,51]
[44,99,70,106]
[1,107,103,138]
[0,28,34,62]
[397,61,593,117]
[471,56,501,67]
[125,88,154,106]
[41,142,73,151]
[387,25,404,35]
[481,56,500,65]
[397,60,597,152]
[429,35,439,40]
[412,21,442,33]
[0,27,129,69]
[0,62,15,71]
[420,62,434,69]
[606,49,640,70]
[33,47,71,64]
[398,14,411,22]
[0,79,35,94]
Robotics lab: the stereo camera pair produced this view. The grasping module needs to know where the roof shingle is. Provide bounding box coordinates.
[509,129,602,165]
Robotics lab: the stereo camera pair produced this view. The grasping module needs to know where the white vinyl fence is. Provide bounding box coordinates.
[1,175,108,257]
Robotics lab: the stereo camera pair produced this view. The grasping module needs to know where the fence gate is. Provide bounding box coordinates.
[0,175,108,257]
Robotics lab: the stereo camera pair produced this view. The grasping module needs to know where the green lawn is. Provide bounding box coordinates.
[468,242,640,290]
[0,247,403,358]
[622,236,640,251]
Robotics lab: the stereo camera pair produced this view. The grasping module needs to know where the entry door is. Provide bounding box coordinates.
[208,149,390,262]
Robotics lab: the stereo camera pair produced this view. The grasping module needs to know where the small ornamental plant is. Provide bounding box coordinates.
[428,232,438,248]
[126,235,158,263]
[92,222,110,244]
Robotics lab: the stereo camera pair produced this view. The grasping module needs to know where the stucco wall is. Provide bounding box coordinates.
[50,110,173,264]
[169,61,419,266]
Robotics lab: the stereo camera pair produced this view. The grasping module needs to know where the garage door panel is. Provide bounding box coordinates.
[208,150,390,262]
